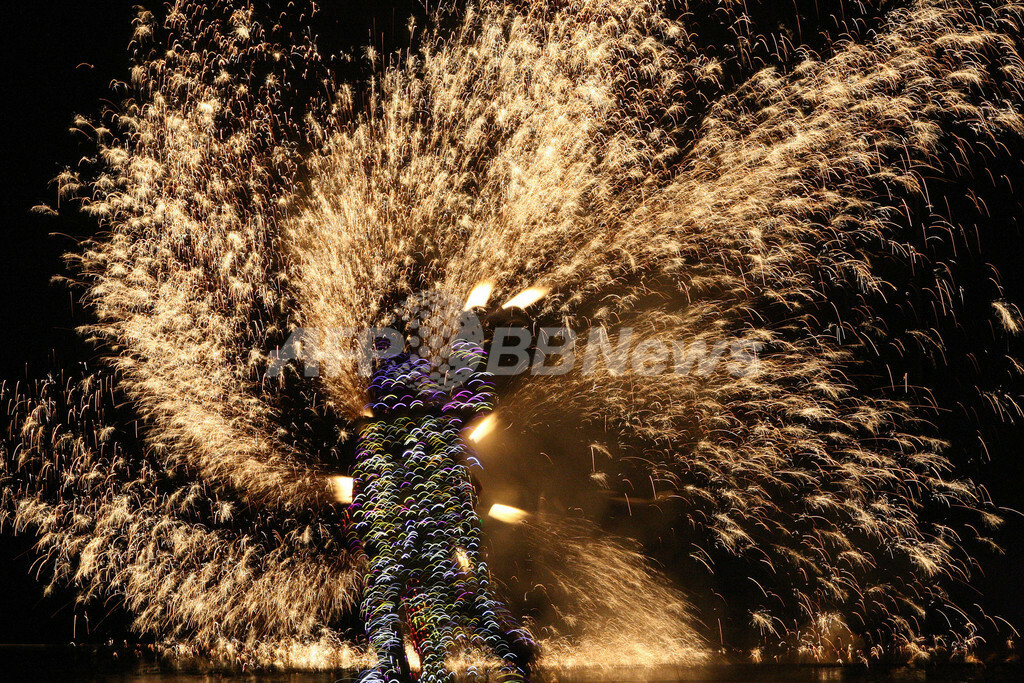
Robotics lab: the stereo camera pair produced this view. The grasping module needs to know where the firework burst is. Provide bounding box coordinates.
[4,0,1024,676]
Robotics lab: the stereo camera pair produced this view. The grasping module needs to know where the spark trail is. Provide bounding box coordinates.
[3,0,1024,676]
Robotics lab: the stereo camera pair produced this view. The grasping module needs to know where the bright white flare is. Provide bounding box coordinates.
[404,639,422,674]
[464,281,494,310]
[455,547,472,572]
[501,287,549,310]
[467,414,497,443]
[488,504,531,524]
[329,476,354,505]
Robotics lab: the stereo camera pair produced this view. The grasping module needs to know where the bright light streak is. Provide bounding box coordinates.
[455,547,471,571]
[464,281,494,310]
[488,504,530,524]
[329,475,354,505]
[501,286,549,310]
[404,639,422,673]
[467,414,497,443]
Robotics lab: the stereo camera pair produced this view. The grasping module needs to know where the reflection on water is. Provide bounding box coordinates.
[0,646,1020,682]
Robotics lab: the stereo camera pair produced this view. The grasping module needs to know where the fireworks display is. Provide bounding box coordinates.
[3,0,1024,677]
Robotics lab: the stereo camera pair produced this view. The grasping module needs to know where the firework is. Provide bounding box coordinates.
[3,0,1024,676]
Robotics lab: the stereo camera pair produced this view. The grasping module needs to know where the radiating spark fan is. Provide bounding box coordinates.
[4,0,1024,674]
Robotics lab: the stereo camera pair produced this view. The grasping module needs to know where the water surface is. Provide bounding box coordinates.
[1,646,1020,682]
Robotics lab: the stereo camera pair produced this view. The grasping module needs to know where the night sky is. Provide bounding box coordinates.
[2,0,1024,651]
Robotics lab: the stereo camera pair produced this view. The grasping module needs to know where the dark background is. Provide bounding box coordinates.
[1,0,1023,650]
[0,0,138,645]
